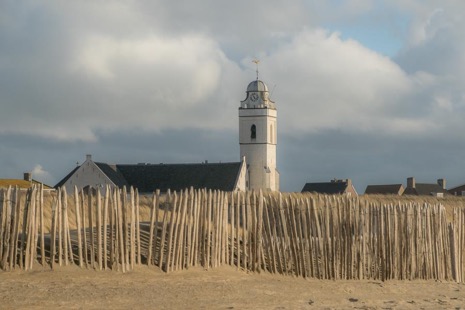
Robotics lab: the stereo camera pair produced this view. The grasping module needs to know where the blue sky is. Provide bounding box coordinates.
[320,2,411,57]
[1,1,465,193]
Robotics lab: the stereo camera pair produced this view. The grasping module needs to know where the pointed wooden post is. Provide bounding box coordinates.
[148,190,158,266]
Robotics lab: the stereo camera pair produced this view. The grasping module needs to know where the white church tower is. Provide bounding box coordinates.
[239,68,279,191]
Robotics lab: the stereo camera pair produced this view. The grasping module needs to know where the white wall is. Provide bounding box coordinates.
[62,156,115,194]
[239,108,279,191]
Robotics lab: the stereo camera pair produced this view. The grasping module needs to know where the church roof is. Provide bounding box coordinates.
[55,161,243,193]
[54,166,79,188]
[247,80,268,92]
[95,162,129,187]
[116,162,242,193]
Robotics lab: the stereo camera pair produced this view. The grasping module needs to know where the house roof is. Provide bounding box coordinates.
[116,162,242,192]
[364,184,404,195]
[301,181,349,195]
[403,183,448,196]
[0,179,53,189]
[448,184,465,195]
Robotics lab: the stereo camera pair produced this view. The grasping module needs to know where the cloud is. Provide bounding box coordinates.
[2,1,464,144]
[31,164,53,185]
[0,2,245,141]
[261,29,422,134]
[2,1,465,191]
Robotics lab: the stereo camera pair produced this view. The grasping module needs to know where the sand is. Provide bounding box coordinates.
[1,266,464,309]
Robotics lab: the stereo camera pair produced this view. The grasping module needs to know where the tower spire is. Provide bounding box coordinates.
[252,59,260,80]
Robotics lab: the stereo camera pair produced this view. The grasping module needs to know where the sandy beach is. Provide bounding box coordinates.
[1,265,464,309]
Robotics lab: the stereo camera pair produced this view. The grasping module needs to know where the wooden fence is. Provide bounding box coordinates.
[0,186,464,282]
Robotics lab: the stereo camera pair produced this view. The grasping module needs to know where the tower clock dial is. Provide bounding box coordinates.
[250,92,259,102]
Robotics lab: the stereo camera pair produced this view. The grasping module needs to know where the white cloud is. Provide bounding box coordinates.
[1,0,465,144]
[31,164,53,185]
[262,29,420,134]
[71,34,224,105]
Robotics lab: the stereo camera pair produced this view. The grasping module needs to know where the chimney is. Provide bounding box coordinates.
[24,172,32,182]
[407,177,415,189]
[86,154,92,161]
[437,178,446,190]
[346,179,352,187]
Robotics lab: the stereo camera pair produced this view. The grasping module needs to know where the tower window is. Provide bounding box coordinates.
[251,124,256,139]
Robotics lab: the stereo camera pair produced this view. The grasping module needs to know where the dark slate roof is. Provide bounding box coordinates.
[95,162,129,187]
[448,184,465,195]
[301,181,348,194]
[403,183,448,196]
[55,166,79,188]
[116,162,242,193]
[364,184,404,195]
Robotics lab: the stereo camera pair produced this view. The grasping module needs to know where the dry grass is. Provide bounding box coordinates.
[39,191,169,233]
[20,190,465,234]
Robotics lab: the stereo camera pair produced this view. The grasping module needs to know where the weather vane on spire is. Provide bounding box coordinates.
[252,59,260,80]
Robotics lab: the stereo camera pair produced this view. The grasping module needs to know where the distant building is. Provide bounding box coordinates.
[402,177,448,197]
[448,183,465,196]
[55,155,247,194]
[0,173,53,190]
[301,179,358,196]
[364,184,404,195]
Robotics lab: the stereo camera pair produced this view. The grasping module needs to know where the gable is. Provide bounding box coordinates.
[54,166,79,188]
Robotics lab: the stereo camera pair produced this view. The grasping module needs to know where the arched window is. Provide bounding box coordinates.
[251,124,256,139]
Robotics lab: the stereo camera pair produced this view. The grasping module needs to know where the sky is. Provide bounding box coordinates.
[1,0,465,193]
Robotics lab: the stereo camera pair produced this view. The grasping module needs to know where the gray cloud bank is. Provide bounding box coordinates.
[1,1,464,191]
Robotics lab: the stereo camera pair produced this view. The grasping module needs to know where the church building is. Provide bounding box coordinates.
[55,76,280,193]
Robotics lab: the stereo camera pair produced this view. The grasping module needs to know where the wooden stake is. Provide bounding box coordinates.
[97,188,103,270]
[148,190,158,265]
[103,186,109,270]
[135,189,141,265]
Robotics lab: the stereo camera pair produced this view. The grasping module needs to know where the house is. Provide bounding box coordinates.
[448,183,465,196]
[55,155,248,194]
[364,184,405,195]
[402,177,448,197]
[301,179,358,196]
[0,173,53,190]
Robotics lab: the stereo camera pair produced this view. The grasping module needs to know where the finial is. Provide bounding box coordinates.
[252,59,260,80]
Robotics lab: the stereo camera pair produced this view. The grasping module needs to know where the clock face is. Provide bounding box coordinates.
[250,92,259,102]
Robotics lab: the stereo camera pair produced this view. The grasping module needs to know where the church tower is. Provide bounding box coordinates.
[239,75,279,191]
